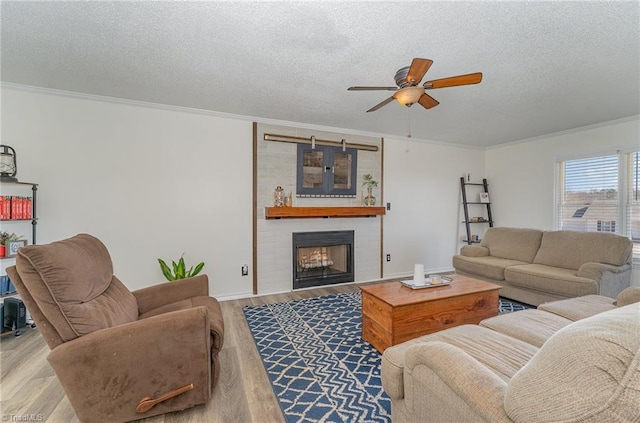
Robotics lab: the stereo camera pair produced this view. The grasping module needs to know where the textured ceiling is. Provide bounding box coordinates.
[1,1,639,147]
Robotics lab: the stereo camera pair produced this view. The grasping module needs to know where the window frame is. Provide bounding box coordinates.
[555,149,640,264]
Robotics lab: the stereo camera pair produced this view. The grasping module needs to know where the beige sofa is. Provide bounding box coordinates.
[381,288,640,423]
[453,227,633,306]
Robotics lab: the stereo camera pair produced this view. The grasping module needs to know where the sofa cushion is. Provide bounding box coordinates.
[480,309,572,347]
[504,303,640,423]
[533,230,632,270]
[453,255,529,281]
[505,264,597,297]
[382,324,538,400]
[538,294,616,321]
[15,234,138,341]
[480,227,543,262]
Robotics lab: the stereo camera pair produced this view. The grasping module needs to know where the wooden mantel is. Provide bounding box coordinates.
[265,206,386,219]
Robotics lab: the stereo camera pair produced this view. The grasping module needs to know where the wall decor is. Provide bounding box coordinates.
[6,239,27,257]
[0,145,18,182]
[273,186,286,207]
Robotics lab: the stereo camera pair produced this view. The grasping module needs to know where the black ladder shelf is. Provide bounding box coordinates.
[460,177,494,245]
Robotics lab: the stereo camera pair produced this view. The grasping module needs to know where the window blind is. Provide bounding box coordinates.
[558,155,619,233]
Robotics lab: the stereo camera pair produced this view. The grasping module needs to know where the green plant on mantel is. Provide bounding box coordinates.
[0,231,21,245]
[362,173,378,190]
[362,174,379,206]
[157,255,205,281]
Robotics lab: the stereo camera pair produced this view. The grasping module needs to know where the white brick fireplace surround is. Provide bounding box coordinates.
[256,123,383,294]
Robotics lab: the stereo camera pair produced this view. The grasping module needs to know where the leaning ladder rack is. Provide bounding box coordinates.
[460,177,494,245]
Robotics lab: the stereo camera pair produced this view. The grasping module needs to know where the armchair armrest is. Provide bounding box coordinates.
[460,245,490,257]
[47,307,212,422]
[133,274,209,315]
[404,342,511,423]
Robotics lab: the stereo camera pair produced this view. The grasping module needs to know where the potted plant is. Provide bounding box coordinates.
[362,174,378,206]
[0,232,21,257]
[157,255,205,281]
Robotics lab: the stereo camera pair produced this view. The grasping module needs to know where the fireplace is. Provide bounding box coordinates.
[292,230,354,289]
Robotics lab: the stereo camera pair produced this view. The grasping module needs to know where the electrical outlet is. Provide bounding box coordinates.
[386,202,391,211]
[241,265,248,276]
[386,254,391,262]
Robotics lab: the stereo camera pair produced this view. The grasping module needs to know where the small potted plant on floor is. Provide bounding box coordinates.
[362,174,378,206]
[157,254,205,281]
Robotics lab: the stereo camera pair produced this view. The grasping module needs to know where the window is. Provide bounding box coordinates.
[627,152,640,260]
[556,151,640,262]
[597,220,616,233]
[296,144,357,197]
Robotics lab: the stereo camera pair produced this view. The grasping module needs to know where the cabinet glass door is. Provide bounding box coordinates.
[301,149,324,189]
[331,151,354,191]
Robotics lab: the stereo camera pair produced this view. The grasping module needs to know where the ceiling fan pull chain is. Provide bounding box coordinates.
[407,108,412,139]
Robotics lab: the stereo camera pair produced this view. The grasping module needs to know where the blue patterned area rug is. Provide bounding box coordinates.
[243,291,529,423]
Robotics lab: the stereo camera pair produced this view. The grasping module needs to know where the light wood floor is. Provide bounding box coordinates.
[0,283,365,423]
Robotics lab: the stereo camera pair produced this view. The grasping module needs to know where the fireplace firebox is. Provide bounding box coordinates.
[292,230,354,289]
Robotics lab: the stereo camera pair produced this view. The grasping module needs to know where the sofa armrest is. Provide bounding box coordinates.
[404,342,511,423]
[133,274,209,315]
[616,286,640,307]
[577,262,631,279]
[460,245,490,257]
[47,307,212,422]
[577,262,632,299]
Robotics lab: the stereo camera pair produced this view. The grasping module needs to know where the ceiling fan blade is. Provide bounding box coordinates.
[406,58,433,85]
[424,72,483,89]
[366,96,395,112]
[418,93,439,109]
[348,86,398,91]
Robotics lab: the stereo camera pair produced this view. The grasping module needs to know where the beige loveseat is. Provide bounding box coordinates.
[453,227,633,305]
[381,288,640,423]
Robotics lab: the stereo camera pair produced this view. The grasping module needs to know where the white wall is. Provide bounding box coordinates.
[486,117,640,285]
[1,86,489,297]
[4,85,636,296]
[1,87,254,297]
[382,138,486,278]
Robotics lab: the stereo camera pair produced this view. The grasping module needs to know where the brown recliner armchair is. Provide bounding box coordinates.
[6,234,224,422]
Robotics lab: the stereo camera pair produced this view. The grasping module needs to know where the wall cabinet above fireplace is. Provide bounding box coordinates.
[296,144,357,197]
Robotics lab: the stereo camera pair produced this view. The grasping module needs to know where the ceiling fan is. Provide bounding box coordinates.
[348,58,482,112]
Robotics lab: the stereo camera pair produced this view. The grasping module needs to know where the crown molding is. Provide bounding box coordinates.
[1,82,486,151]
[487,115,640,150]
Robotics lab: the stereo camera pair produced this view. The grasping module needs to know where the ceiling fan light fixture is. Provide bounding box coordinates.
[394,86,424,106]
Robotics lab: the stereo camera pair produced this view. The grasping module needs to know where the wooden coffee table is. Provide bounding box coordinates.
[361,274,501,353]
